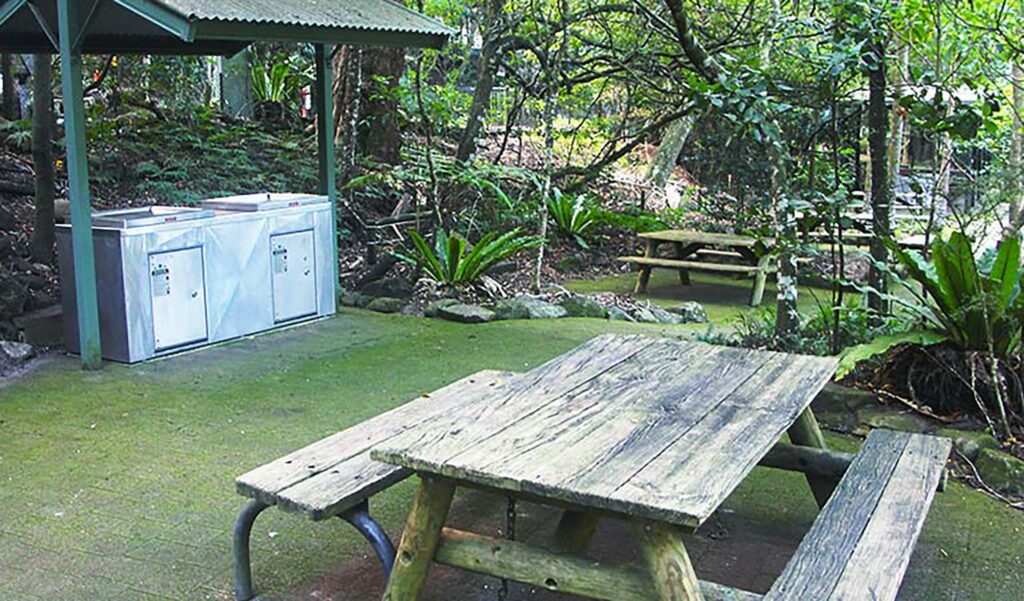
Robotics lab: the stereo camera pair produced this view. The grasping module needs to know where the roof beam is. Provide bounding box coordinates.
[112,0,195,42]
[0,0,27,29]
[192,21,448,50]
[72,0,103,51]
[27,1,58,51]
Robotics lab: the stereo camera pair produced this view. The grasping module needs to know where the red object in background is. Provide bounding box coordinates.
[300,86,310,119]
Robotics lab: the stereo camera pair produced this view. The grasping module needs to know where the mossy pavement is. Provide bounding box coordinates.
[1,278,1022,599]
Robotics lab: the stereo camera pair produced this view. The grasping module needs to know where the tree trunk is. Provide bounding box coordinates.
[646,114,695,190]
[30,54,55,262]
[886,40,909,192]
[456,0,506,162]
[1004,62,1024,241]
[1,53,17,120]
[333,46,404,165]
[866,37,890,317]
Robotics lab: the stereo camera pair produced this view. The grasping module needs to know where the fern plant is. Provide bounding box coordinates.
[395,229,541,286]
[547,189,597,248]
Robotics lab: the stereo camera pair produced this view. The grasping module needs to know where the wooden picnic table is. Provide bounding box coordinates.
[370,334,841,601]
[618,230,775,307]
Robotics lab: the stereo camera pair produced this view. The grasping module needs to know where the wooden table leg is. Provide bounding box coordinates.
[382,475,456,601]
[634,239,658,294]
[787,407,837,508]
[749,255,771,307]
[672,242,691,285]
[635,521,706,601]
[552,510,600,554]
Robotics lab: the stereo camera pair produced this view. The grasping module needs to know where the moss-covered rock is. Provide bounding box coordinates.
[339,291,373,308]
[975,448,1024,496]
[666,301,708,323]
[937,428,1001,461]
[438,304,496,323]
[366,297,406,314]
[493,297,567,320]
[856,405,931,434]
[560,296,608,319]
[424,298,459,318]
[608,306,633,321]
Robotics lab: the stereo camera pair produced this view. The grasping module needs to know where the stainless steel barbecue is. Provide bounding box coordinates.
[57,194,336,363]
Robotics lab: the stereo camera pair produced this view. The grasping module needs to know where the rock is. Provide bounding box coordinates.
[975,448,1024,496]
[0,234,13,257]
[649,307,684,324]
[631,306,659,323]
[339,291,372,308]
[438,304,496,324]
[493,297,567,320]
[608,306,634,321]
[559,296,608,319]
[856,405,931,434]
[360,276,414,299]
[366,297,406,314]
[666,301,708,323]
[0,340,34,362]
[813,384,877,413]
[937,428,1001,461]
[424,298,460,318]
[13,305,63,346]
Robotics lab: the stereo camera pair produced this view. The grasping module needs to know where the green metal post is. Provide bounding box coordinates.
[314,44,340,300]
[57,0,102,369]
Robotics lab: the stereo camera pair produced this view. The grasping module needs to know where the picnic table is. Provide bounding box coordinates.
[370,334,950,601]
[235,335,949,601]
[617,230,775,306]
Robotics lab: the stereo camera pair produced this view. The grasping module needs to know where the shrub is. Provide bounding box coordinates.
[395,229,540,286]
[547,189,597,247]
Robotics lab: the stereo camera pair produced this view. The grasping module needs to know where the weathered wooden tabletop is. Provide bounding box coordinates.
[637,230,774,249]
[372,334,838,528]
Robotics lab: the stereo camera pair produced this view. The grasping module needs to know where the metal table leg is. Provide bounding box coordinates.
[233,499,270,601]
[340,500,397,577]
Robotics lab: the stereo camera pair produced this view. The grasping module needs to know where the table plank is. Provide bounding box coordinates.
[372,334,658,473]
[637,230,773,248]
[374,336,839,527]
[441,343,754,492]
[611,354,838,524]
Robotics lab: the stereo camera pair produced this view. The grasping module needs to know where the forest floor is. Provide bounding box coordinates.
[1,303,1021,600]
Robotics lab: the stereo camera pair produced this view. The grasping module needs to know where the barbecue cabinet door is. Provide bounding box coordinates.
[148,246,209,351]
[270,230,318,323]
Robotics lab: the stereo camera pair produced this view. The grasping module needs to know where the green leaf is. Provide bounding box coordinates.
[835,330,949,380]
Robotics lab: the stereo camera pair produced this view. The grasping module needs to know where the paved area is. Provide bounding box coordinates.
[0,310,1021,600]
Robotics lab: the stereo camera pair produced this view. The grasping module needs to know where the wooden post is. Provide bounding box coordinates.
[314,44,340,300]
[787,407,836,507]
[56,0,102,369]
[672,242,691,285]
[552,511,599,554]
[749,254,771,307]
[634,239,657,294]
[636,521,706,601]
[382,475,455,601]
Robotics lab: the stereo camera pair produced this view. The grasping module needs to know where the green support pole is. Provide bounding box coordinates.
[314,44,340,300]
[57,0,102,369]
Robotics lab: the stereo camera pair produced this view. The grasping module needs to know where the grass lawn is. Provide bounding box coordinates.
[0,308,1021,600]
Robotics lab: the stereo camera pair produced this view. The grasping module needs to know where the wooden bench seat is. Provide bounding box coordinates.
[765,429,951,601]
[617,255,767,275]
[231,369,516,600]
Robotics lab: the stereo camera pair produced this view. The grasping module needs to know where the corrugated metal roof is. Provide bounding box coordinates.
[154,0,453,37]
